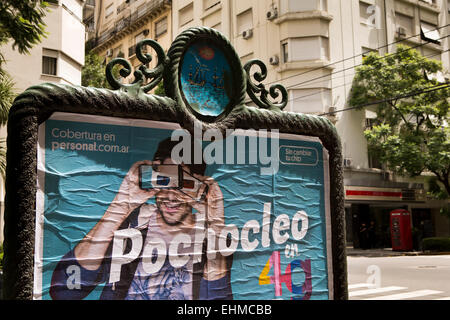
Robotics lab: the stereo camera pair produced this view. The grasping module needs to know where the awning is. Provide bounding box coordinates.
[420,22,441,44]
[345,186,426,202]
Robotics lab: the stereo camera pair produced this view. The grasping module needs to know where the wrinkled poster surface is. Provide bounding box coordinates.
[34,112,332,300]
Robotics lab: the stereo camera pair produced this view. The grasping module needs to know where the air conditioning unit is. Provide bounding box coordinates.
[242,29,253,39]
[106,48,113,57]
[143,29,149,36]
[269,55,279,65]
[397,27,406,37]
[343,158,352,168]
[266,8,278,20]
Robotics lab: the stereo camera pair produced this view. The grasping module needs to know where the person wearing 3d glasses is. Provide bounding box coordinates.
[50,138,233,300]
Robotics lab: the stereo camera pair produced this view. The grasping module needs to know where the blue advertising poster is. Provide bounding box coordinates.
[34,112,332,300]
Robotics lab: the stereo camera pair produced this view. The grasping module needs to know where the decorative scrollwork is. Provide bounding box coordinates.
[244,59,288,111]
[106,39,168,94]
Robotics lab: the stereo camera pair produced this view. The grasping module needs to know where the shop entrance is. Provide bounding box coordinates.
[348,204,411,249]
[411,208,433,250]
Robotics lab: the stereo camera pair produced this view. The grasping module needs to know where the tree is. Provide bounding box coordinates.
[82,51,127,90]
[0,0,49,54]
[349,45,450,197]
[0,0,50,179]
[154,79,166,96]
[81,52,109,88]
[0,68,15,178]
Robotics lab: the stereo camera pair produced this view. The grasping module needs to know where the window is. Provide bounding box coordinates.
[288,37,329,61]
[360,1,380,28]
[280,0,327,13]
[364,115,383,169]
[282,42,289,63]
[42,49,58,75]
[237,9,253,36]
[211,22,221,32]
[368,151,382,169]
[420,22,441,44]
[105,4,114,19]
[204,0,220,11]
[395,12,414,36]
[135,32,145,45]
[137,3,147,19]
[422,47,441,61]
[42,56,57,75]
[179,3,194,26]
[155,16,168,38]
[113,45,123,58]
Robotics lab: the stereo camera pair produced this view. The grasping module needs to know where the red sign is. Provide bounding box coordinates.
[346,190,402,198]
[345,187,402,201]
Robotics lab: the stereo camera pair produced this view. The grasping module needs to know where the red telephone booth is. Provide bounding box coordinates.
[390,209,413,251]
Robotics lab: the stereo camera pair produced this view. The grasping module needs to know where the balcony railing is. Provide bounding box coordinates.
[94,0,169,48]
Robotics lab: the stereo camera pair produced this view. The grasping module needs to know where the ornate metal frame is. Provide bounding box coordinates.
[3,27,347,300]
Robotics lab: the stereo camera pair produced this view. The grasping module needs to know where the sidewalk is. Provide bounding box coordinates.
[346,246,430,257]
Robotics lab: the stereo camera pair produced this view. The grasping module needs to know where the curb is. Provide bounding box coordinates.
[346,248,450,257]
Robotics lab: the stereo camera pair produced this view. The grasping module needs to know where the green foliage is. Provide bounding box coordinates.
[0,68,15,179]
[0,70,15,125]
[349,45,450,196]
[82,52,109,88]
[0,0,49,54]
[427,177,449,200]
[154,79,166,96]
[82,53,125,90]
[422,237,450,252]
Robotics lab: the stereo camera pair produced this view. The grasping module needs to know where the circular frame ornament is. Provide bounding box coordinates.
[164,27,246,123]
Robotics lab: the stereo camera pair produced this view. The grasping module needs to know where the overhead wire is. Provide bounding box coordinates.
[261,24,449,87]
[245,33,449,105]
[318,83,450,116]
[284,48,450,107]
[283,34,449,91]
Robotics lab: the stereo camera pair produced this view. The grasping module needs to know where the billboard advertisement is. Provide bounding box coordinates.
[34,112,332,300]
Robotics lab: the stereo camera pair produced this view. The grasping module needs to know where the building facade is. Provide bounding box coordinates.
[0,0,86,243]
[2,0,86,92]
[85,0,172,82]
[170,0,450,248]
[14,0,448,249]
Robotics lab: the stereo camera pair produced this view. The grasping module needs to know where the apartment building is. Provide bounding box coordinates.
[80,0,448,248]
[0,0,86,243]
[170,0,450,247]
[2,0,85,92]
[85,0,172,77]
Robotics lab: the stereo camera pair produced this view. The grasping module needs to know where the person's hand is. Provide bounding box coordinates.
[113,160,160,214]
[188,173,229,281]
[192,173,225,232]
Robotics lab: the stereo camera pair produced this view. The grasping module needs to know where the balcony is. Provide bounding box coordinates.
[83,0,95,20]
[94,0,170,49]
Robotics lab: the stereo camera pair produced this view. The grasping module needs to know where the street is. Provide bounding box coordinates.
[347,255,450,300]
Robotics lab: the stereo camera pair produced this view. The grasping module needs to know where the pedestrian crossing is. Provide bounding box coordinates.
[348,283,450,300]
